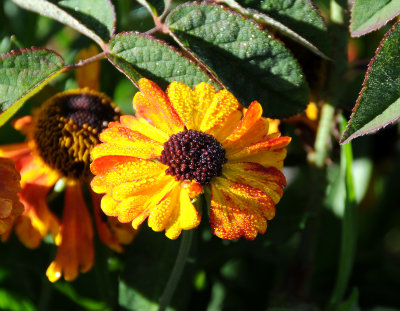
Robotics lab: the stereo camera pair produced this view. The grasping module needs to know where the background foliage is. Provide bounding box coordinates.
[1,0,400,310]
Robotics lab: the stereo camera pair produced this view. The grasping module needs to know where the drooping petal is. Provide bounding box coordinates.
[133,78,184,135]
[199,89,241,137]
[12,153,60,248]
[167,81,198,129]
[226,136,291,170]
[46,180,94,282]
[91,192,136,253]
[90,156,167,193]
[91,123,164,159]
[0,158,23,235]
[75,45,100,91]
[210,177,276,240]
[222,162,286,204]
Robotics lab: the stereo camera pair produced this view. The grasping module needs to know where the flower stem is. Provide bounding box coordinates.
[159,230,193,311]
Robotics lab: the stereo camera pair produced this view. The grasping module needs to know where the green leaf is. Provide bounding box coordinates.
[337,288,359,311]
[11,0,116,46]
[0,48,65,127]
[107,32,216,89]
[350,0,400,37]
[0,289,36,311]
[220,0,332,59]
[340,22,400,144]
[166,2,309,118]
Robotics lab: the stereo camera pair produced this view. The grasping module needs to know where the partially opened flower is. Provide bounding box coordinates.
[0,46,136,282]
[91,78,291,240]
[0,157,24,237]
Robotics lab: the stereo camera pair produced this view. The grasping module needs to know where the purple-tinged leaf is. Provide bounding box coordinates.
[340,22,400,144]
[350,0,400,37]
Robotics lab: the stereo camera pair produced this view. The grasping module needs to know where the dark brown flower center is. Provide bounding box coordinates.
[159,129,227,185]
[34,89,120,180]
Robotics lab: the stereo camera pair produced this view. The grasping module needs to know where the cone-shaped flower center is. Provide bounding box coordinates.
[159,130,227,185]
[34,90,119,180]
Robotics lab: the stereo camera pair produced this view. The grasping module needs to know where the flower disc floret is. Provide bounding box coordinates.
[159,129,227,185]
[34,89,120,180]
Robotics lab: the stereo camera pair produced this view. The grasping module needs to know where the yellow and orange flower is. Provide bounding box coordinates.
[91,78,291,240]
[0,157,24,237]
[0,46,136,282]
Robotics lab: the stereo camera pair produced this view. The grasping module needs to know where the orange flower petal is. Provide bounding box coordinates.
[148,184,201,239]
[120,115,169,143]
[46,181,94,282]
[133,78,184,135]
[223,101,270,150]
[193,82,216,127]
[222,162,286,204]
[167,81,198,129]
[113,176,175,225]
[199,89,241,136]
[210,177,276,240]
[91,123,164,159]
[226,136,291,170]
[90,156,166,193]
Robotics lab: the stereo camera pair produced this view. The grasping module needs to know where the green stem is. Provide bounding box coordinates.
[159,230,194,311]
[312,103,335,167]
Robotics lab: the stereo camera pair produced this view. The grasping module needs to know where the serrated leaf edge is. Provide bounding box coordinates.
[340,21,400,144]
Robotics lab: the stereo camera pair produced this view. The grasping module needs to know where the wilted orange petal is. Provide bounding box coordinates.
[0,158,23,234]
[75,45,100,91]
[15,182,60,248]
[210,177,275,240]
[91,192,136,253]
[199,89,241,136]
[222,162,286,204]
[133,78,184,135]
[90,156,166,193]
[46,181,94,282]
[167,81,197,129]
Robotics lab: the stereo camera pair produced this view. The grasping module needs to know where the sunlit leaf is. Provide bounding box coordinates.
[0,48,65,127]
[12,0,116,46]
[350,0,400,37]
[107,31,216,88]
[167,2,309,118]
[221,0,332,59]
[340,22,400,144]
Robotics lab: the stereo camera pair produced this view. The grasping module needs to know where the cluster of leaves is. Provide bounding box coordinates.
[1,0,400,310]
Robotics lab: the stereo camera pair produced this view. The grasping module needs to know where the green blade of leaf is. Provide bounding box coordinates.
[0,48,65,127]
[350,0,400,37]
[340,21,400,144]
[220,0,332,59]
[11,0,116,47]
[328,115,357,310]
[107,31,217,89]
[166,2,309,118]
